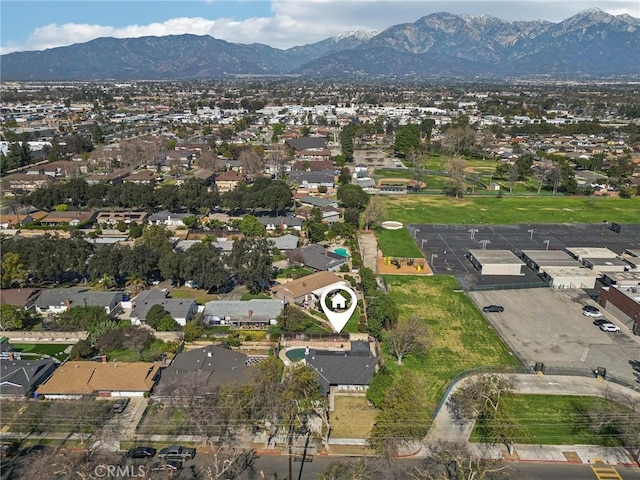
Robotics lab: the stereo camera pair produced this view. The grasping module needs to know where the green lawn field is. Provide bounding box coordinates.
[382,195,640,225]
[382,275,519,411]
[375,228,423,258]
[469,394,630,445]
[12,343,71,362]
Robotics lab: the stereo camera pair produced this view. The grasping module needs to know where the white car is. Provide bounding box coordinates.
[582,309,603,318]
[599,323,620,333]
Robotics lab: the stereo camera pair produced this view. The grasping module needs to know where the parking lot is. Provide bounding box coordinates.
[469,288,640,388]
[408,223,640,289]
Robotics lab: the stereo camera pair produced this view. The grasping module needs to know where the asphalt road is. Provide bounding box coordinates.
[250,455,640,480]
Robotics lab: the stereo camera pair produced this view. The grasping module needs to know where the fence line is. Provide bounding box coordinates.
[469,281,549,292]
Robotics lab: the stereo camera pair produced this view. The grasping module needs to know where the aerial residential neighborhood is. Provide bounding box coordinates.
[1,4,640,479]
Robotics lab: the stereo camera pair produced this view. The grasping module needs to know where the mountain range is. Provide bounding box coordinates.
[1,9,638,81]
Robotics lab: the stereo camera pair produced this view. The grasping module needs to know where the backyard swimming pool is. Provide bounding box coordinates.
[285,348,307,362]
[334,248,350,257]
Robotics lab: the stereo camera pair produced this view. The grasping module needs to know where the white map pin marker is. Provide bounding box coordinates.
[320,285,358,333]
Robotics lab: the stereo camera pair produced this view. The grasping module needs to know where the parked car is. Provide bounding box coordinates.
[112,398,130,413]
[582,305,602,317]
[150,460,182,472]
[592,318,609,326]
[599,323,620,333]
[482,305,504,313]
[127,447,156,459]
[158,445,196,460]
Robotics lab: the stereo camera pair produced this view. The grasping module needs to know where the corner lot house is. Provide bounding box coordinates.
[0,358,57,398]
[34,288,123,316]
[271,271,346,305]
[35,361,160,399]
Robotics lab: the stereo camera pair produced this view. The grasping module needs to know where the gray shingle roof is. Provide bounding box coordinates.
[131,291,197,322]
[285,137,327,151]
[297,244,348,271]
[34,288,123,309]
[298,196,336,208]
[288,170,334,185]
[0,358,57,397]
[269,234,300,251]
[305,344,376,396]
[158,345,250,391]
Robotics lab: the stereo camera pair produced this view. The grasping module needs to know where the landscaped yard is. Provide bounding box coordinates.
[383,275,519,411]
[169,287,219,304]
[469,394,627,445]
[330,395,377,438]
[382,195,640,225]
[12,343,71,362]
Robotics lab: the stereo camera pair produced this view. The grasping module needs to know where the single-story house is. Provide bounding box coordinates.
[0,288,42,310]
[215,170,245,193]
[38,211,97,227]
[0,358,58,398]
[304,341,376,406]
[125,170,157,185]
[95,211,148,227]
[0,214,36,229]
[148,211,189,227]
[298,196,338,209]
[34,288,123,316]
[156,345,252,394]
[256,216,304,231]
[1,173,54,194]
[35,361,161,399]
[269,234,300,251]
[288,170,335,189]
[285,137,327,152]
[295,244,349,272]
[130,289,198,327]
[271,271,347,305]
[202,299,284,327]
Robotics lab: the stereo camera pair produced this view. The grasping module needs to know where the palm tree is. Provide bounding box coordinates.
[125,273,147,294]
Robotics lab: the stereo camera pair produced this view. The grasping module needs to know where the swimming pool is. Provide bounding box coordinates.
[334,248,350,258]
[285,348,307,361]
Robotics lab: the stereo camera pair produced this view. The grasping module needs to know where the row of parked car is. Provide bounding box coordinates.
[582,305,620,332]
[126,445,196,474]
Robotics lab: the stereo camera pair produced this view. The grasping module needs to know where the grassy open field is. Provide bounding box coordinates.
[382,195,640,225]
[383,276,519,411]
[169,288,219,303]
[469,394,624,445]
[330,395,377,438]
[375,228,423,258]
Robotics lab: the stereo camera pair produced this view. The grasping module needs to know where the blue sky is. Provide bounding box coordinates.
[2,0,639,54]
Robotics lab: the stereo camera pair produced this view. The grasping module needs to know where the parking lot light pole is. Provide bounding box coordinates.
[469,228,479,240]
[528,229,534,239]
[421,239,427,250]
[430,253,438,265]
[543,240,550,250]
[414,228,420,239]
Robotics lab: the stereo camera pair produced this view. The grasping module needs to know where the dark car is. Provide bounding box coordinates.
[592,318,609,326]
[112,398,130,413]
[127,447,156,459]
[482,305,504,313]
[158,445,196,460]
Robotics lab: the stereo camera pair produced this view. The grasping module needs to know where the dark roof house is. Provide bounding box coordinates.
[296,244,348,271]
[305,341,376,396]
[1,358,57,398]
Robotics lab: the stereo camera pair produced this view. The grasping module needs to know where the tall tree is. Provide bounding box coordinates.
[1,252,27,288]
[227,238,273,293]
[386,315,430,365]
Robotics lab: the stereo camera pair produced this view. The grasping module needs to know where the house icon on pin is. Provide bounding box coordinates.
[330,292,347,310]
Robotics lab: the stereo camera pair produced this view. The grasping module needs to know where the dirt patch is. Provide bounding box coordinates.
[331,395,377,439]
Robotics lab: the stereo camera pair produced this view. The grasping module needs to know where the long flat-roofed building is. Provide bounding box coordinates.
[521,250,579,273]
[566,247,618,262]
[467,250,525,276]
[540,266,601,289]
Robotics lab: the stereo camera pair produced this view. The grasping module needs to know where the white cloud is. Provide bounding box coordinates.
[1,0,638,55]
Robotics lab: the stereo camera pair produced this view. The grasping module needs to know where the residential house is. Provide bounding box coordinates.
[35,361,161,399]
[95,211,148,227]
[256,215,304,231]
[42,160,89,178]
[84,170,129,186]
[0,288,42,310]
[153,150,193,171]
[202,299,284,327]
[293,159,334,171]
[304,341,376,401]
[38,211,96,227]
[295,244,349,272]
[0,358,58,398]
[156,345,252,394]
[288,170,335,189]
[174,238,234,253]
[215,170,245,193]
[130,289,198,327]
[271,271,346,305]
[285,137,327,152]
[298,196,338,209]
[34,288,123,316]
[268,234,300,252]
[125,170,157,185]
[0,214,35,229]
[148,211,189,227]
[1,173,54,194]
